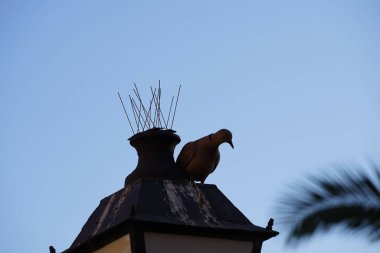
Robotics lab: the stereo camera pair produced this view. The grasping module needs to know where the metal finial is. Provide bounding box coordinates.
[49,246,56,253]
[266,218,274,230]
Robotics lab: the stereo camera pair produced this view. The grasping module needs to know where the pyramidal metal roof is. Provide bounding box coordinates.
[64,179,278,253]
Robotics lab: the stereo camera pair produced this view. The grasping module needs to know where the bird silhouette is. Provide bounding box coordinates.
[176,129,234,184]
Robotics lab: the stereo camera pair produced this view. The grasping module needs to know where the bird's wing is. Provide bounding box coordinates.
[176,142,195,169]
[211,150,220,173]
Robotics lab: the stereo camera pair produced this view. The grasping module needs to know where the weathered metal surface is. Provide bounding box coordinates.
[63,129,278,253]
[64,179,278,253]
[124,129,188,186]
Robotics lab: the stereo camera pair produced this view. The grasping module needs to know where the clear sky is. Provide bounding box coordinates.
[1,1,380,252]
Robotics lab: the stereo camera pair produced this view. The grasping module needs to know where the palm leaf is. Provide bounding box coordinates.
[276,164,380,244]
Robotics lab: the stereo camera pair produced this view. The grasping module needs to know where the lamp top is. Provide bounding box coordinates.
[64,179,278,253]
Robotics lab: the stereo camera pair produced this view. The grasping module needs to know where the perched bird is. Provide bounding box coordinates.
[176,129,234,184]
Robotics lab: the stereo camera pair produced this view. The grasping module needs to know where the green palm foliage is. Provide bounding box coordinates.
[277,165,380,244]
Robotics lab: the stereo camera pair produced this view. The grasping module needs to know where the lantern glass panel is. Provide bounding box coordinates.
[144,232,252,253]
[94,234,131,253]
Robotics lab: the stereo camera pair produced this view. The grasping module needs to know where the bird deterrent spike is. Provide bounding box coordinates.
[148,89,156,128]
[132,84,145,129]
[137,99,153,130]
[132,83,144,131]
[155,85,169,128]
[155,85,160,128]
[118,92,135,134]
[131,96,148,132]
[150,86,159,128]
[151,86,168,129]
[158,80,161,128]
[166,96,174,129]
[153,88,160,127]
[141,95,152,130]
[133,92,155,129]
[129,95,139,132]
[144,88,157,129]
[129,95,140,132]
[133,83,148,115]
[120,83,182,134]
[132,97,143,131]
[138,99,143,131]
[141,107,151,130]
[171,84,181,129]
[133,85,155,128]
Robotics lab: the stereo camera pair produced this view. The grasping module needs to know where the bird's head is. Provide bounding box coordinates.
[214,129,234,148]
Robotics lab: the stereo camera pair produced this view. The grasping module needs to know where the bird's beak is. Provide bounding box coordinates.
[228,140,234,149]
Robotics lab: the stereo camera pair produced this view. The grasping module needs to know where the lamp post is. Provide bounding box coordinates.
[61,129,278,253]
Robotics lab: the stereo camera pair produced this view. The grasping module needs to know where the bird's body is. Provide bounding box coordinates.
[176,129,233,184]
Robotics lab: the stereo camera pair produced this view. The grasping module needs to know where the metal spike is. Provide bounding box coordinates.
[133,87,155,128]
[171,84,181,129]
[118,92,135,134]
[166,96,174,129]
[129,95,139,132]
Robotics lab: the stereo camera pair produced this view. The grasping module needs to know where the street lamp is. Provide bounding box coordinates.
[61,129,278,253]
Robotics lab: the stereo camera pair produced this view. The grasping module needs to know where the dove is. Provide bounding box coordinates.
[176,129,234,184]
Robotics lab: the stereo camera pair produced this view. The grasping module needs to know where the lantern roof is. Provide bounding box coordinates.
[61,128,278,253]
[63,179,278,253]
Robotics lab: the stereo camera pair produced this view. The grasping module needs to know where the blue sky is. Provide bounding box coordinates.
[1,1,380,252]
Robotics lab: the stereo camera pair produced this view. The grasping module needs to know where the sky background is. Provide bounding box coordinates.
[1,1,380,252]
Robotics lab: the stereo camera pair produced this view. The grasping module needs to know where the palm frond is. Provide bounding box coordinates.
[288,204,380,243]
[276,164,380,244]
